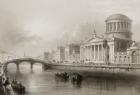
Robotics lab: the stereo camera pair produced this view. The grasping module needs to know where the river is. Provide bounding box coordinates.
[5,63,140,95]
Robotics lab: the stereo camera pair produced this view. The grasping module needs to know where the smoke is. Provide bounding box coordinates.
[58,22,98,46]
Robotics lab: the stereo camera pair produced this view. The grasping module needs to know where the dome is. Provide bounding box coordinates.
[106,14,131,22]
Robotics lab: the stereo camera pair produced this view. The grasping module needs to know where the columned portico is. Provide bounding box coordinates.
[80,41,106,63]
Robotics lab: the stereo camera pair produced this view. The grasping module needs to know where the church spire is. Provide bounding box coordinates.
[93,29,96,37]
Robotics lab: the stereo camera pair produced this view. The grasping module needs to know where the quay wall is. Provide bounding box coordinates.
[48,63,140,76]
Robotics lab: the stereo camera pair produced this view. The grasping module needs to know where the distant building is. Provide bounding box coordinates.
[80,14,140,64]
[52,46,65,62]
[68,43,80,62]
[44,52,52,61]
[65,46,70,62]
[51,43,80,63]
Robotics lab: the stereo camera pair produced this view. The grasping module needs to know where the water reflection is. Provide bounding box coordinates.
[6,64,140,95]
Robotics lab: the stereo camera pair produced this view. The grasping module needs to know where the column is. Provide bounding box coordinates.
[92,45,94,61]
[108,23,110,32]
[83,47,85,60]
[116,22,118,31]
[88,46,90,59]
[98,44,100,61]
[137,53,139,64]
[88,46,90,60]
[121,22,123,30]
[86,46,88,60]
[88,46,89,60]
[106,23,108,32]
[138,53,140,64]
[110,23,111,32]
[94,45,96,61]
[112,23,114,31]
[118,22,120,30]
[107,23,109,32]
[112,44,114,63]
[110,23,112,32]
[111,44,114,63]
[113,23,115,31]
[111,23,113,32]
[81,47,83,60]
[17,64,19,72]
[120,22,122,29]
[80,47,82,60]
[85,46,86,60]
[111,44,113,62]
[124,22,126,29]
[126,23,128,30]
[129,23,131,31]
[89,46,91,61]
[109,44,111,62]
[123,22,125,30]
[99,45,101,61]
[87,46,89,60]
[90,46,92,61]
[102,44,104,61]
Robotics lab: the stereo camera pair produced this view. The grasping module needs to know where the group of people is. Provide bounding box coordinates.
[70,73,83,83]
[0,74,25,95]
[55,72,69,82]
[11,79,25,93]
[0,74,12,95]
[55,72,83,84]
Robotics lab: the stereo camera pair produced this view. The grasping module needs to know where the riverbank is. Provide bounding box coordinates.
[49,63,140,77]
[6,64,140,95]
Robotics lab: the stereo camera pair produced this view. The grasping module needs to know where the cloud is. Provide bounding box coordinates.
[0,0,140,56]
[0,9,41,52]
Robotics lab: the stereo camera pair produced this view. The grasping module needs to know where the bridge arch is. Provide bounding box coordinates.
[3,58,51,72]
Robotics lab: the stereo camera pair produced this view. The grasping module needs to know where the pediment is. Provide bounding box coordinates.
[85,36,103,43]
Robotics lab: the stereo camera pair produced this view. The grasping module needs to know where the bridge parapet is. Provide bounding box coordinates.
[2,57,52,72]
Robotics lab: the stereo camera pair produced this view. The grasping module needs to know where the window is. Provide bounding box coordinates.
[132,51,137,63]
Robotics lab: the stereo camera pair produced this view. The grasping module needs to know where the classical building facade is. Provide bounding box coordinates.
[52,46,65,62]
[80,14,140,64]
[64,43,80,62]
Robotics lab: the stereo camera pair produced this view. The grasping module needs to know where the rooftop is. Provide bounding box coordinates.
[106,14,131,22]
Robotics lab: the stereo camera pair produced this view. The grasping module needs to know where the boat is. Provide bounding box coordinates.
[11,80,25,93]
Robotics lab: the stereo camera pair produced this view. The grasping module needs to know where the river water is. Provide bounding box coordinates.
[5,63,140,95]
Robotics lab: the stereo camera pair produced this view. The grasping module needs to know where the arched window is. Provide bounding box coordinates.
[132,51,137,63]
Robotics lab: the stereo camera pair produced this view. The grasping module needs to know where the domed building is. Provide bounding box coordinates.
[105,14,132,40]
[80,14,140,64]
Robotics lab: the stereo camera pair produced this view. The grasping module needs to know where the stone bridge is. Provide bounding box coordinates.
[3,58,52,72]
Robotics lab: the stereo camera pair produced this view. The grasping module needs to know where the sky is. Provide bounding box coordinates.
[0,0,140,57]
